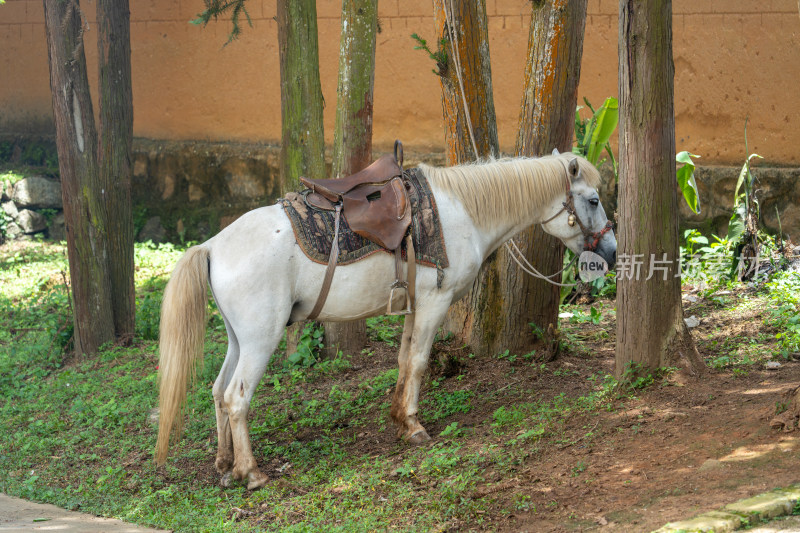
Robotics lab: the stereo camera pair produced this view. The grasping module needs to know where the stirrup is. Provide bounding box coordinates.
[387,280,412,315]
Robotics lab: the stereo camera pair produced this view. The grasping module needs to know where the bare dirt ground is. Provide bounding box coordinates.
[353,290,799,531]
[488,292,800,532]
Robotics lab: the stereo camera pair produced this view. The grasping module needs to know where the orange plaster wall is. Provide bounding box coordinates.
[1,0,799,165]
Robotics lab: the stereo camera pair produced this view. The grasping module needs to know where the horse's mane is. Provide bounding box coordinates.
[419,153,601,229]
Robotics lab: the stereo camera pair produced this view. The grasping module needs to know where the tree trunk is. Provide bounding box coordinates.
[616,0,703,377]
[43,0,115,355]
[97,0,135,342]
[277,0,326,357]
[496,0,588,360]
[322,0,378,357]
[434,0,502,357]
[433,0,499,164]
[277,0,325,192]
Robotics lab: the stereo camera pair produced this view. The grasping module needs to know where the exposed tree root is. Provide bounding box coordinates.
[770,385,800,432]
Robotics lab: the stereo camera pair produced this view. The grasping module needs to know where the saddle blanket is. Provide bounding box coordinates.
[280,168,449,277]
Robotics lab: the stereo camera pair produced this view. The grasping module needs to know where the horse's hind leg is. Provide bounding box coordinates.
[223,330,282,490]
[390,298,451,443]
[212,319,239,485]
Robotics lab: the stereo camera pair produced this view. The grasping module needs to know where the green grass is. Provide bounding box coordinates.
[765,271,800,357]
[0,241,505,531]
[9,239,793,531]
[0,240,636,531]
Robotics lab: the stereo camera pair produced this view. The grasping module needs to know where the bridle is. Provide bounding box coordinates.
[540,161,614,252]
[503,158,614,287]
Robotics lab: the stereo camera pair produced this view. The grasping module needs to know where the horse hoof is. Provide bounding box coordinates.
[406,429,431,444]
[246,471,269,491]
[219,472,233,488]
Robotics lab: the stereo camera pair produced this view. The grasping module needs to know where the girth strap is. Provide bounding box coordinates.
[307,204,342,321]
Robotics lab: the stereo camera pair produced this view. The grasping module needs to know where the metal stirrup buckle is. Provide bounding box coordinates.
[387,280,412,315]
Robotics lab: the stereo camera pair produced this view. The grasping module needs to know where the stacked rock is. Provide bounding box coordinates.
[1,176,64,242]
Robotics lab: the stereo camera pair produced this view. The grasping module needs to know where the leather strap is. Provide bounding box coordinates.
[387,231,415,315]
[307,204,342,320]
[406,233,416,311]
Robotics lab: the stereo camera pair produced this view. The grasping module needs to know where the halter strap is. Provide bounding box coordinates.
[540,157,613,252]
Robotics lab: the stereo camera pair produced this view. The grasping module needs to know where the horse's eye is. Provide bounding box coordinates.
[589,198,600,207]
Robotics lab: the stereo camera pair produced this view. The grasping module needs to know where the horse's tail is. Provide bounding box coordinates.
[155,245,210,465]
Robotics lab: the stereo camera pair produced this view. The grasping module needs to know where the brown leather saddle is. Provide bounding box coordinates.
[299,141,415,319]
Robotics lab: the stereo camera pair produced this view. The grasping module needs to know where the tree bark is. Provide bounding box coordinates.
[322,0,378,357]
[616,0,703,377]
[497,0,588,360]
[277,0,325,192]
[97,0,135,341]
[432,0,498,163]
[434,0,502,357]
[277,0,326,357]
[43,0,115,354]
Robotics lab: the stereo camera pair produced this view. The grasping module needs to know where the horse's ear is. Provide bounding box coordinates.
[552,148,560,156]
[568,157,579,178]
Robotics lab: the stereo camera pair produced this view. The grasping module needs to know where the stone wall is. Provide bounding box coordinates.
[1,175,64,240]
[131,140,282,242]
[2,139,798,244]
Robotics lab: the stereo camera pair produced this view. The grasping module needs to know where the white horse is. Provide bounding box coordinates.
[155,152,616,489]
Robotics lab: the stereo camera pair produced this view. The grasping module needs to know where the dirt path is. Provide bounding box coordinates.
[0,494,169,532]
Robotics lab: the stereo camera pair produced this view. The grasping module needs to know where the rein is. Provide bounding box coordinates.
[504,239,578,287]
[506,161,613,287]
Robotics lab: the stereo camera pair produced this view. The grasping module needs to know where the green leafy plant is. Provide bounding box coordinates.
[571,460,588,477]
[728,152,763,245]
[676,151,701,214]
[766,272,800,355]
[0,206,9,242]
[285,322,324,368]
[136,290,162,340]
[411,33,448,76]
[422,389,473,421]
[190,0,252,44]
[619,362,656,392]
[497,349,517,362]
[564,306,603,325]
[573,97,619,173]
[366,314,402,347]
[439,421,463,438]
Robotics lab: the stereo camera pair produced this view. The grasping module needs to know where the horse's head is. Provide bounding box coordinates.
[541,156,617,269]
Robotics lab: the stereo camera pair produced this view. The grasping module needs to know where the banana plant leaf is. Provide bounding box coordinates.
[583,97,618,165]
[676,151,701,214]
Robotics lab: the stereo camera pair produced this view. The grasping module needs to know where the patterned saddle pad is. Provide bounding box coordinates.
[280,168,449,280]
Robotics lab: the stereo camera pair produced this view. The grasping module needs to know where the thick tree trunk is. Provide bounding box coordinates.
[434,0,502,357]
[616,0,703,376]
[277,0,326,357]
[277,0,325,192]
[497,0,588,360]
[322,0,378,357]
[43,0,115,355]
[433,0,499,164]
[97,0,135,342]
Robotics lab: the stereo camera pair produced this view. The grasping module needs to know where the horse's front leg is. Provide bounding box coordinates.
[390,300,450,443]
[390,314,419,438]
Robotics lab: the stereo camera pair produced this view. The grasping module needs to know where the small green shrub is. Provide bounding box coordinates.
[285,322,324,368]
